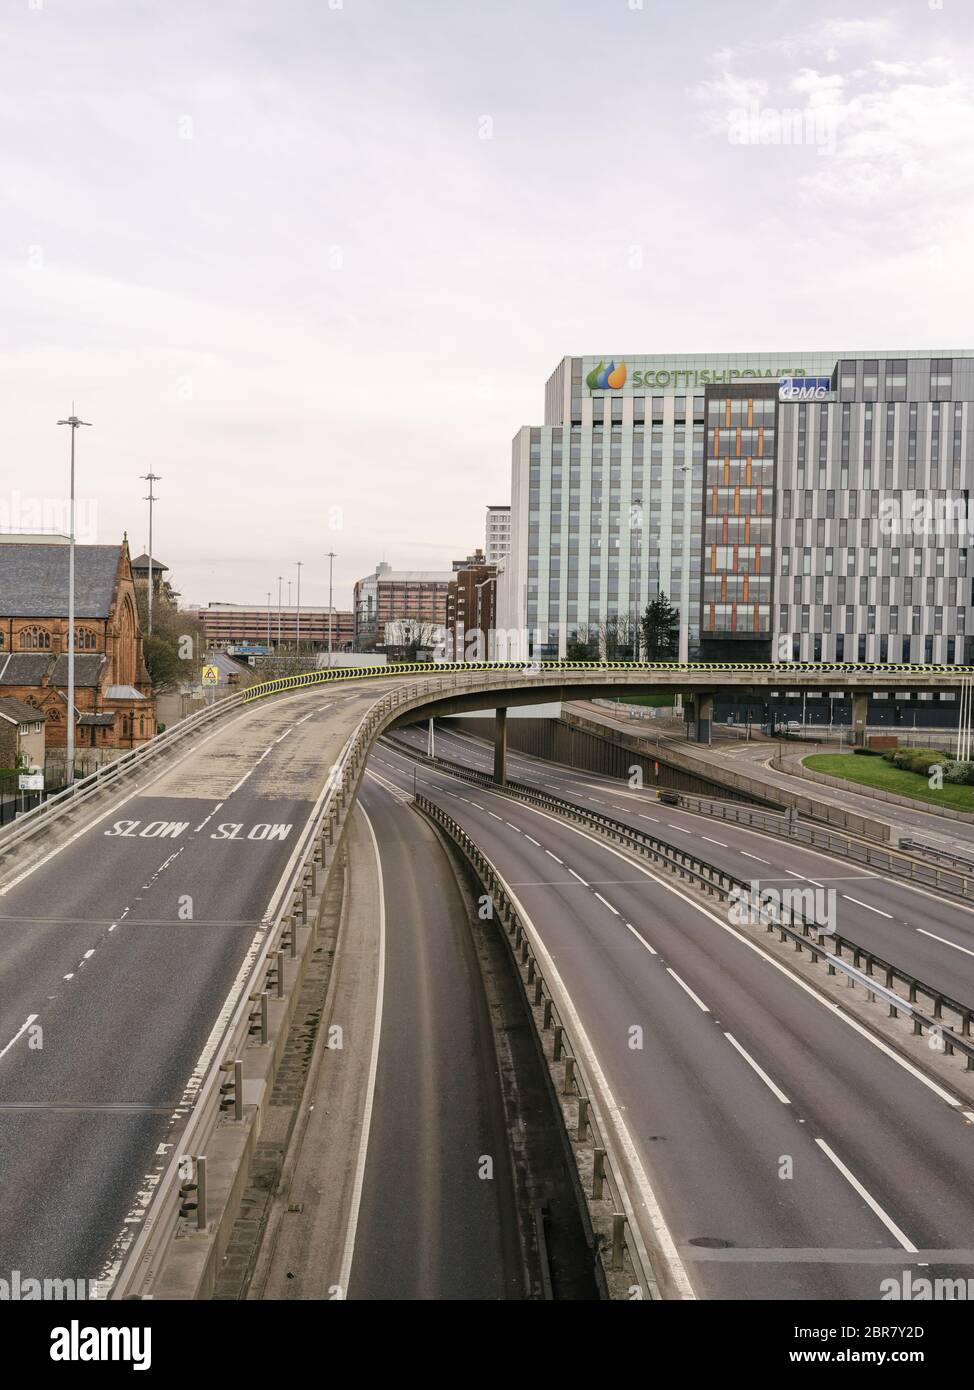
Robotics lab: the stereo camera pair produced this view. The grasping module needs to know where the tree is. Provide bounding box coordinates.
[566,624,598,661]
[641,593,680,661]
[142,633,184,690]
[134,581,204,689]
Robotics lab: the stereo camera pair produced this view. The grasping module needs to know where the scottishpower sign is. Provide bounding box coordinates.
[585,360,812,391]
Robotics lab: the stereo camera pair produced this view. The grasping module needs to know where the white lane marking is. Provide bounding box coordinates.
[625,922,657,955]
[494,800,964,1112]
[545,850,564,864]
[524,835,541,846]
[638,814,660,822]
[665,968,710,1013]
[0,700,278,896]
[786,870,806,879]
[339,804,388,1294]
[506,822,521,832]
[568,868,589,885]
[741,851,770,865]
[668,824,691,833]
[842,894,893,919]
[724,1033,791,1104]
[701,836,727,847]
[83,950,95,960]
[0,1014,39,1063]
[964,1111,974,1124]
[490,873,695,1299]
[814,1139,918,1252]
[274,727,293,743]
[593,891,620,915]
[488,811,503,820]
[63,974,74,981]
[917,928,974,959]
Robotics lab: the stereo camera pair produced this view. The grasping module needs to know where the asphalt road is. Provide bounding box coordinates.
[344,775,524,1299]
[374,736,974,1300]
[573,702,974,854]
[388,724,974,1007]
[0,679,390,1291]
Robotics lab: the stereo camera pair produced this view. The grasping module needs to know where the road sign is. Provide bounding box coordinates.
[18,772,44,791]
[201,665,220,686]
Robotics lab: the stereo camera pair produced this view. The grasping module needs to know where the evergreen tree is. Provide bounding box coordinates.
[641,592,680,661]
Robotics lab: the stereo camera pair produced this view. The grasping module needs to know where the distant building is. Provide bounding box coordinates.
[447,554,497,659]
[0,696,45,771]
[353,562,453,649]
[193,602,354,652]
[0,536,156,752]
[485,505,511,569]
[131,553,179,603]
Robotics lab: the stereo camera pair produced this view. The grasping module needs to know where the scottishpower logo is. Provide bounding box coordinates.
[586,359,627,390]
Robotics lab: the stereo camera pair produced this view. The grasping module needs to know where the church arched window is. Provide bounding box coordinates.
[19,625,51,650]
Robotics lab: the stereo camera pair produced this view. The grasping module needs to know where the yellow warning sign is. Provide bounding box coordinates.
[201,664,220,686]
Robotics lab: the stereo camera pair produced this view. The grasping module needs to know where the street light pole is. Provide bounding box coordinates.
[140,470,161,634]
[266,591,271,650]
[295,561,303,654]
[325,551,336,666]
[277,575,283,648]
[57,410,92,787]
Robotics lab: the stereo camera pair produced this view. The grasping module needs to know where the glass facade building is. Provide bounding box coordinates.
[498,350,974,666]
[498,352,838,658]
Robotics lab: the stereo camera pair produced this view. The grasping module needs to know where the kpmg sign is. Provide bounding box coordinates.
[779,376,833,401]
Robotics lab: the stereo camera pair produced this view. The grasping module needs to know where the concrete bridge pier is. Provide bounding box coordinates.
[493,707,508,784]
[695,692,715,746]
[852,691,869,747]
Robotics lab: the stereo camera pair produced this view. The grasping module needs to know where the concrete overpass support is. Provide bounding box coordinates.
[852,692,869,747]
[695,692,714,746]
[493,707,508,785]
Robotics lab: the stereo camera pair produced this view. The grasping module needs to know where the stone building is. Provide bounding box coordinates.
[0,535,156,754]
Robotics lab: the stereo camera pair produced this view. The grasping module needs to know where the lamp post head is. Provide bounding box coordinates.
[57,416,92,428]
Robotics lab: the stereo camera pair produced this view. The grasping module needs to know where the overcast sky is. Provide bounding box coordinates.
[2,0,972,610]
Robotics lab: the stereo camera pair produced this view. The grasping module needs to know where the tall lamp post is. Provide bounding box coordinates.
[140,470,161,634]
[325,551,336,666]
[57,410,92,786]
[277,575,283,649]
[295,560,303,654]
[266,591,272,649]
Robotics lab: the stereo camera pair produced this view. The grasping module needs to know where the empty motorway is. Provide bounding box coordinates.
[374,733,974,1299]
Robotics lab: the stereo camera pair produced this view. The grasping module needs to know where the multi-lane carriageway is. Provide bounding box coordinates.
[373,725,974,1299]
[1,659,973,1301]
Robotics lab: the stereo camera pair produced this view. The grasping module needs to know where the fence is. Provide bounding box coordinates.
[415,794,669,1299]
[395,743,974,1063]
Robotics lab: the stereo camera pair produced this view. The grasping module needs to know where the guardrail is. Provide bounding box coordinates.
[108,668,546,1296]
[899,839,974,873]
[396,745,974,1067]
[7,656,968,857]
[414,794,666,1300]
[392,738,974,903]
[561,707,893,843]
[670,792,974,900]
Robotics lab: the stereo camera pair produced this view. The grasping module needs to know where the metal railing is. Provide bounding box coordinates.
[415,794,666,1300]
[400,747,974,1067]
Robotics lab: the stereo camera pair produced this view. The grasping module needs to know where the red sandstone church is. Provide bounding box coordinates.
[0,535,156,753]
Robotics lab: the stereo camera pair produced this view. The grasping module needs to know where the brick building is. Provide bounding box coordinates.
[446,551,497,659]
[0,536,156,754]
[192,602,354,652]
[353,562,453,649]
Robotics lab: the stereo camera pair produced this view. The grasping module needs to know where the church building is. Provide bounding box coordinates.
[0,535,156,754]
